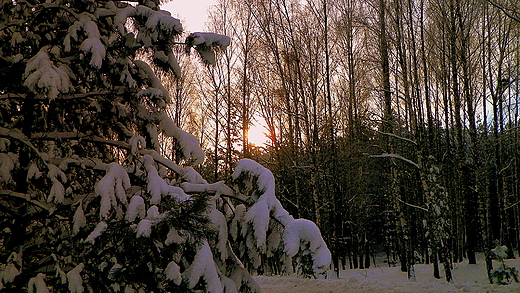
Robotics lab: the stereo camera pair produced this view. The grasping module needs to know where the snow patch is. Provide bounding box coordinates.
[126,195,146,222]
[165,261,182,285]
[183,241,223,293]
[28,273,49,293]
[94,162,131,219]
[0,152,17,183]
[84,221,108,244]
[72,203,87,235]
[66,263,84,293]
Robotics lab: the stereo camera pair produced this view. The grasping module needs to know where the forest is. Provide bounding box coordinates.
[176,0,520,282]
[0,0,520,291]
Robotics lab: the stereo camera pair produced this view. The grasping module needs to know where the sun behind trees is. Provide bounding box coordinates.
[195,0,520,285]
[0,0,330,292]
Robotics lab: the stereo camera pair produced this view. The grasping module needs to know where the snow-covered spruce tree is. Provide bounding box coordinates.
[0,0,330,292]
[423,156,452,282]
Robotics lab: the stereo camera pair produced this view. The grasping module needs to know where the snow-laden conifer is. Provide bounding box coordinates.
[0,0,330,291]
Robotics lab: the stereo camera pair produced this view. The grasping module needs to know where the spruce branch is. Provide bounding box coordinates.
[0,189,66,219]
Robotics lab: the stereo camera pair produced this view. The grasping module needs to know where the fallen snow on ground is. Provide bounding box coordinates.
[255,255,520,292]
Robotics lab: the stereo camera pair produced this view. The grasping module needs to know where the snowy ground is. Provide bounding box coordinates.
[254,255,520,292]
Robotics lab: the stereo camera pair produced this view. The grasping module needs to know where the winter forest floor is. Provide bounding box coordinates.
[254,254,520,292]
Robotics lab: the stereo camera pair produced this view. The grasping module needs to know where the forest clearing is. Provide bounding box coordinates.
[256,254,520,292]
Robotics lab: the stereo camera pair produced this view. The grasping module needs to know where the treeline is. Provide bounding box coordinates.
[164,0,520,280]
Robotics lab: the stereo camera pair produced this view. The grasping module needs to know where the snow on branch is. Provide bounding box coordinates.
[283,219,332,276]
[158,112,204,165]
[225,243,262,292]
[182,240,223,293]
[153,50,181,78]
[137,150,207,184]
[32,131,130,149]
[370,153,420,169]
[134,60,170,104]
[23,47,73,99]
[84,221,108,244]
[208,199,228,262]
[28,273,49,293]
[0,90,117,101]
[66,263,84,293]
[114,5,182,37]
[231,159,331,277]
[129,135,146,156]
[46,164,67,204]
[140,150,182,174]
[72,203,87,235]
[181,181,233,197]
[185,32,231,64]
[142,7,183,37]
[0,152,17,183]
[179,167,208,184]
[375,130,417,145]
[396,197,429,212]
[232,159,294,248]
[64,13,106,68]
[164,261,182,285]
[0,127,60,165]
[141,155,190,205]
[94,162,131,219]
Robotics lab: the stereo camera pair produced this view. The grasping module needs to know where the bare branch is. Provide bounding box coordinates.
[396,197,428,212]
[505,200,520,210]
[1,91,116,101]
[487,0,520,23]
[370,153,420,169]
[32,131,130,149]
[374,130,417,145]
